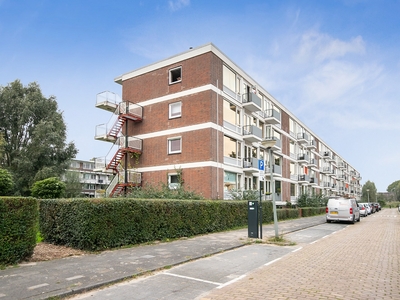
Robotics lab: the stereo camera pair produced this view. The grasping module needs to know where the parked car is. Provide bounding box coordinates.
[358,203,368,217]
[326,197,361,224]
[360,203,372,215]
[369,203,376,214]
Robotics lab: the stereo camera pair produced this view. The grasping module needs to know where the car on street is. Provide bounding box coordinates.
[358,203,368,217]
[326,197,361,224]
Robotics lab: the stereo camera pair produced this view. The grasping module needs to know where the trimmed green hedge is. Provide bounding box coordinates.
[0,197,38,265]
[39,198,325,251]
[39,198,252,251]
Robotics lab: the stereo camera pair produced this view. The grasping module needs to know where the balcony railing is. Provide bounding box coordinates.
[298,174,310,183]
[96,91,121,112]
[297,153,309,164]
[306,139,317,149]
[263,108,281,124]
[242,125,262,143]
[242,92,261,112]
[243,157,259,171]
[308,158,317,168]
[297,132,309,144]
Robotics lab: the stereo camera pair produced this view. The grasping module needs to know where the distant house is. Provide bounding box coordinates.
[66,159,113,197]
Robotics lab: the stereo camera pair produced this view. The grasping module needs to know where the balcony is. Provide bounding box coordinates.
[297,132,309,144]
[243,125,262,143]
[243,157,259,173]
[263,136,281,151]
[320,167,331,174]
[306,139,317,150]
[307,158,318,168]
[297,153,309,164]
[242,92,261,112]
[298,174,310,184]
[322,151,335,162]
[310,177,318,185]
[95,91,120,112]
[263,108,281,125]
[265,164,282,177]
[95,101,143,142]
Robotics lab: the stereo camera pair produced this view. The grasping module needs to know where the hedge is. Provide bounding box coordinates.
[39,198,325,251]
[0,197,38,265]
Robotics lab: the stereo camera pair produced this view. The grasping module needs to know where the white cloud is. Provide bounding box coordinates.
[295,30,366,64]
[168,0,190,12]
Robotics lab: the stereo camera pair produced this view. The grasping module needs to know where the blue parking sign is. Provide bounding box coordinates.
[258,159,264,171]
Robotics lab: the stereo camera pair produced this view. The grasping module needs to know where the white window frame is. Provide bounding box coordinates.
[169,102,182,119]
[168,137,182,154]
[169,66,182,84]
[168,173,180,190]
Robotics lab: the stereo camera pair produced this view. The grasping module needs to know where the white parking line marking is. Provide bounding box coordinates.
[0,293,6,298]
[27,283,49,290]
[66,275,85,281]
[292,247,303,253]
[264,257,282,266]
[163,272,221,286]
[217,274,246,289]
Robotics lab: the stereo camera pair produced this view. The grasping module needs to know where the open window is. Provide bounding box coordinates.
[169,67,182,84]
[168,173,180,189]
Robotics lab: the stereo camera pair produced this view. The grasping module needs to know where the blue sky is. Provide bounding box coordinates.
[1,0,399,192]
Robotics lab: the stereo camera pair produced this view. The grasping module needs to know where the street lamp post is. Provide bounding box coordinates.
[261,138,278,239]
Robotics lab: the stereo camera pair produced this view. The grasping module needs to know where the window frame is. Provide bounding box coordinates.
[169,101,182,119]
[168,137,182,154]
[169,66,182,84]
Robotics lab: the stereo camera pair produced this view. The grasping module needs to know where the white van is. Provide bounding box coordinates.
[326,197,360,224]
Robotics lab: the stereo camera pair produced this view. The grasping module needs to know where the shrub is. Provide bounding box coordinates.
[31,177,66,199]
[0,197,38,265]
[0,169,14,196]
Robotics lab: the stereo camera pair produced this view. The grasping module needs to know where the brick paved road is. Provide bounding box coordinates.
[199,208,400,300]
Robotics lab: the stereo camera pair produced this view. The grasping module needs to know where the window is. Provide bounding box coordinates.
[168,174,180,189]
[223,65,236,92]
[169,67,182,84]
[168,137,181,154]
[169,102,181,119]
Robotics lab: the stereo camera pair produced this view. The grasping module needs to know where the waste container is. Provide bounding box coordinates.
[248,201,259,238]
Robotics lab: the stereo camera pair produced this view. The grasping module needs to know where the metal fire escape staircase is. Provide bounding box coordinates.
[94,91,143,197]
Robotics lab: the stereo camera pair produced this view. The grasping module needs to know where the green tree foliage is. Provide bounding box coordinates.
[0,168,14,196]
[387,180,400,201]
[31,177,66,199]
[296,192,328,208]
[362,180,377,202]
[63,170,82,198]
[0,80,78,195]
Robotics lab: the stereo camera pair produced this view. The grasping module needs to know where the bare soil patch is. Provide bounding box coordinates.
[27,243,87,262]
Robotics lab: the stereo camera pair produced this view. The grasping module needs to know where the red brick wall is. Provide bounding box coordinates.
[122,52,221,103]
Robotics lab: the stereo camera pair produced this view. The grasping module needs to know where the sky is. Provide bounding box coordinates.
[0,0,399,192]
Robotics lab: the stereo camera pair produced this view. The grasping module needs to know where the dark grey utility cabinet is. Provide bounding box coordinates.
[248,200,259,238]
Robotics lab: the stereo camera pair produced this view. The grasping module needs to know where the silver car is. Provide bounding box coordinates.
[326,197,361,224]
[358,203,368,217]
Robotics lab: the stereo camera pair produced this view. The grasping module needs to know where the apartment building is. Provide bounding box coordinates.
[67,159,113,197]
[94,43,362,203]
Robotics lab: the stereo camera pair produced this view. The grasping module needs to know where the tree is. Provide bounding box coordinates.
[31,177,66,199]
[63,170,82,198]
[0,80,78,195]
[362,180,377,203]
[387,180,400,201]
[0,168,14,195]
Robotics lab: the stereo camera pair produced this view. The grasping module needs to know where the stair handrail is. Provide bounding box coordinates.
[106,173,119,197]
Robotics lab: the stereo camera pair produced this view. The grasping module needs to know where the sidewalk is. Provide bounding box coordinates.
[200,208,400,300]
[0,215,325,300]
